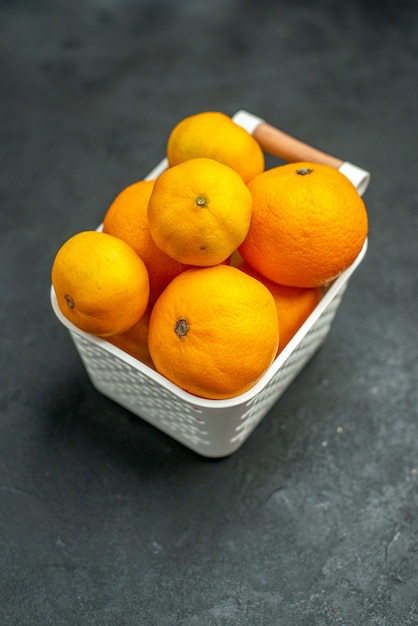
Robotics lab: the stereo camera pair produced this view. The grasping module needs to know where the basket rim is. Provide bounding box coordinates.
[50,238,368,410]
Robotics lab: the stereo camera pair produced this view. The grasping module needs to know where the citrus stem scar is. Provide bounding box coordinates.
[175,317,189,338]
[296,168,313,175]
[195,196,208,207]
[64,294,74,309]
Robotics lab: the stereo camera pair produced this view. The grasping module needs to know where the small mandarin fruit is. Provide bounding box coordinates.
[106,304,154,369]
[148,265,279,400]
[103,179,191,304]
[147,158,253,266]
[167,111,265,183]
[239,162,368,287]
[238,262,322,353]
[51,230,149,336]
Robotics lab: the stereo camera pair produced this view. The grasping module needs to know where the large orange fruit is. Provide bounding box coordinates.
[237,262,322,353]
[239,162,368,287]
[147,158,253,266]
[103,179,191,304]
[148,265,279,400]
[166,111,265,183]
[51,230,149,336]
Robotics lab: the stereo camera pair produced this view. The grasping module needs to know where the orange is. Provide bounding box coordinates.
[148,265,279,400]
[106,304,154,369]
[166,111,265,183]
[147,157,253,266]
[148,158,252,266]
[51,230,150,336]
[103,179,191,304]
[237,262,322,353]
[239,162,368,287]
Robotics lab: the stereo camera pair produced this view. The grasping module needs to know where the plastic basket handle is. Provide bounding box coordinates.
[233,110,370,196]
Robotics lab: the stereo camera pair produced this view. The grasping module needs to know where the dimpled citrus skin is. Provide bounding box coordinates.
[51,230,150,337]
[147,157,253,266]
[166,111,265,183]
[103,179,191,304]
[148,265,279,400]
[239,162,368,287]
[237,262,322,354]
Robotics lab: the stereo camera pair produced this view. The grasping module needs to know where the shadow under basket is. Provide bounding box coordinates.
[50,238,367,458]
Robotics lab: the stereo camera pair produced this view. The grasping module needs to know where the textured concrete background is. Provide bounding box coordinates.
[1,1,418,624]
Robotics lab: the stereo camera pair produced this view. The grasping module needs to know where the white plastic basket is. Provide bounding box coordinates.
[50,111,370,458]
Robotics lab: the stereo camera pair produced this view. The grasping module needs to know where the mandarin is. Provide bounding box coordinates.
[147,158,253,266]
[51,230,149,336]
[237,262,322,353]
[239,162,368,287]
[166,111,265,183]
[102,179,191,304]
[148,265,279,400]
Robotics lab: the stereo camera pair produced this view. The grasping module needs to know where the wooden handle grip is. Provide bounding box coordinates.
[232,111,370,195]
[253,121,344,169]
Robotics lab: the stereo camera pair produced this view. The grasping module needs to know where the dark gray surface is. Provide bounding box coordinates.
[1,1,418,624]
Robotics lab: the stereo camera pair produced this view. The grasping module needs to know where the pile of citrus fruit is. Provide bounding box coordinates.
[51,111,368,400]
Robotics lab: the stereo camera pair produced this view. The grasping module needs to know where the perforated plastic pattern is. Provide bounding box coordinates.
[62,279,349,457]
